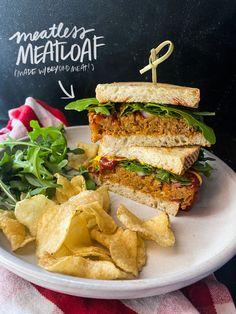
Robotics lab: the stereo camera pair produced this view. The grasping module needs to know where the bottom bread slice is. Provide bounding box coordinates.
[102,181,180,216]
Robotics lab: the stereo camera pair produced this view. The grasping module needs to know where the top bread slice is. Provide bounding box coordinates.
[96,82,200,108]
[99,139,200,175]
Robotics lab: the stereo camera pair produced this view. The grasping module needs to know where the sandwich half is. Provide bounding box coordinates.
[66,82,216,147]
[89,143,208,216]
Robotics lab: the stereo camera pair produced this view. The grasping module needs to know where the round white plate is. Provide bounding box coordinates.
[0,125,235,299]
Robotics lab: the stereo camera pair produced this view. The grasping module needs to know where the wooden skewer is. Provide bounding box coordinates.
[140,40,174,84]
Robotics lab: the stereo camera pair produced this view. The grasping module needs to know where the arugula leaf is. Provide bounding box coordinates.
[0,120,95,209]
[192,149,214,177]
[76,165,97,190]
[0,193,16,209]
[65,98,99,111]
[0,152,12,175]
[119,160,191,185]
[85,178,96,190]
[94,106,111,115]
[0,152,12,167]
[9,180,29,191]
[0,139,52,152]
[67,147,85,155]
[120,103,143,116]
[119,160,153,175]
[63,165,96,190]
[0,178,17,204]
[192,161,213,177]
[154,169,191,185]
[154,169,171,183]
[65,98,113,116]
[197,149,215,162]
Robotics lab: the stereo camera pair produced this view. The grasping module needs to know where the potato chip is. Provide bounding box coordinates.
[96,186,110,212]
[77,142,99,160]
[15,195,56,236]
[36,203,75,257]
[53,244,72,257]
[110,229,138,276]
[71,210,96,230]
[85,215,97,229]
[73,246,111,261]
[0,210,34,251]
[91,228,138,275]
[37,188,112,258]
[55,174,86,204]
[144,214,175,246]
[69,187,110,212]
[137,235,146,271]
[39,253,131,279]
[71,175,86,191]
[63,213,92,252]
[68,142,99,169]
[80,201,117,234]
[90,228,111,248]
[37,189,110,257]
[0,210,15,219]
[117,204,175,247]
[68,153,87,170]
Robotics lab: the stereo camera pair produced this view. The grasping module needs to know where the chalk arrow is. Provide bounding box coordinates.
[58,80,75,99]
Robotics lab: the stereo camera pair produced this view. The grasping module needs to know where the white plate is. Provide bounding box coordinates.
[0,125,235,299]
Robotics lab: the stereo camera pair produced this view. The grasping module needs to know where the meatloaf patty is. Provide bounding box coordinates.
[98,166,199,210]
[88,111,201,143]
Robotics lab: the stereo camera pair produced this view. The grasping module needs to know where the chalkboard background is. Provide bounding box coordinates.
[0,0,235,300]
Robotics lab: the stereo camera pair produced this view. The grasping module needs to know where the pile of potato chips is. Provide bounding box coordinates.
[0,142,176,280]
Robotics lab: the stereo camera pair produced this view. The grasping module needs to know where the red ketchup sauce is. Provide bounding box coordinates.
[182,172,201,211]
[99,157,118,171]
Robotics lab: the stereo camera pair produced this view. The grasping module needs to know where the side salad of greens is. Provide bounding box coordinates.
[65,98,216,144]
[0,120,96,209]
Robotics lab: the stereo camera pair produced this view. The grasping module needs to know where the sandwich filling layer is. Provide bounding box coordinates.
[65,98,215,146]
[89,111,210,145]
[89,157,201,210]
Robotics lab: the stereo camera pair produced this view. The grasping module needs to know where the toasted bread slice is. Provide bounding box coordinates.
[96,82,200,108]
[102,181,180,216]
[99,141,200,175]
[100,134,210,148]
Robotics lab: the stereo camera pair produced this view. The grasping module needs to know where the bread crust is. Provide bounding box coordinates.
[96,82,200,108]
[99,141,200,175]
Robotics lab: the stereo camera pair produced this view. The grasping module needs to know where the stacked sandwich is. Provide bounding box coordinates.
[66,82,215,215]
